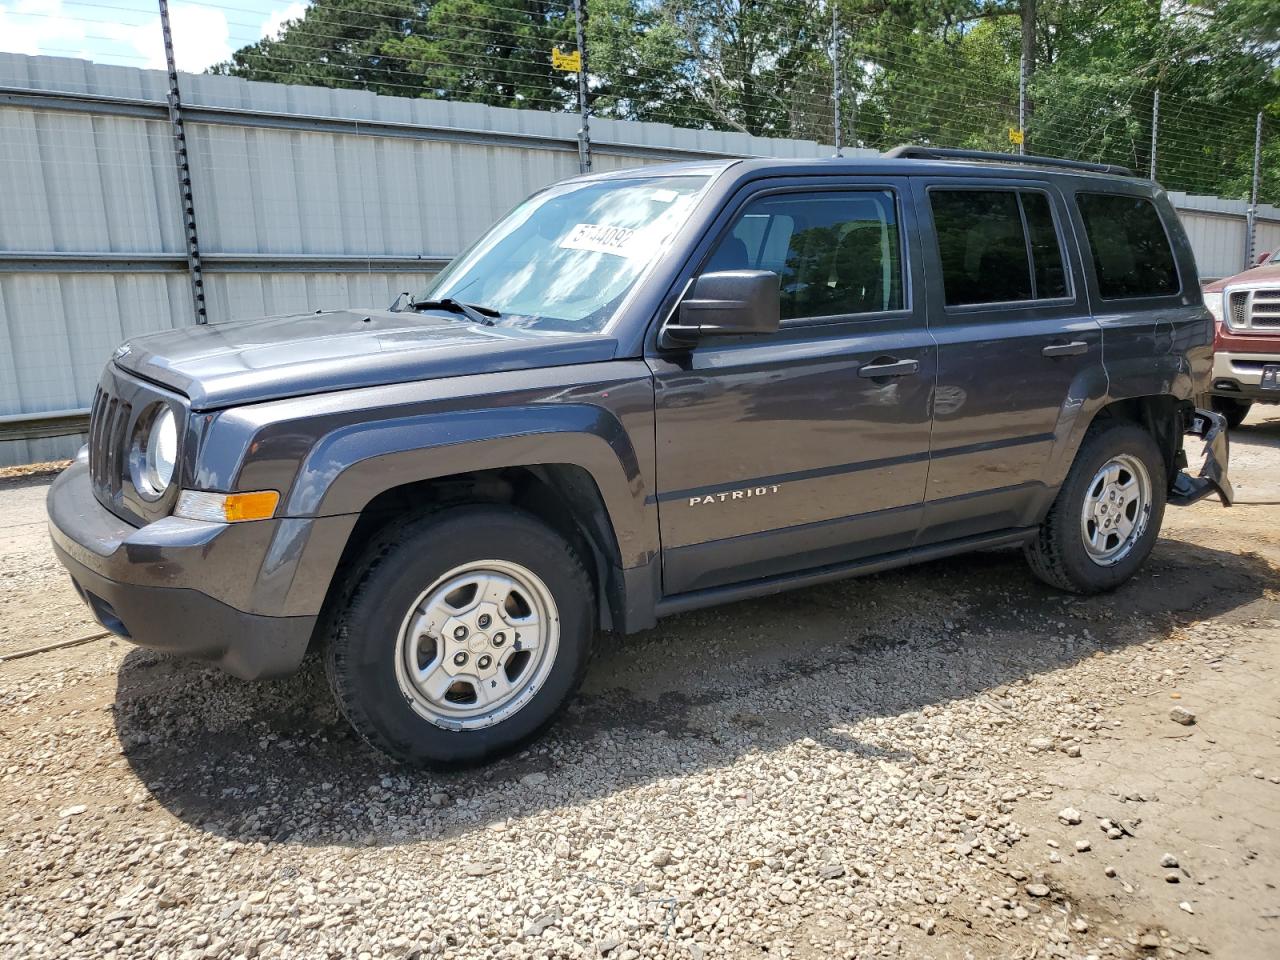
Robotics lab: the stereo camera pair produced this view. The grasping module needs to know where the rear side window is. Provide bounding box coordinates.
[929,189,1069,307]
[704,190,904,322]
[1076,193,1179,299]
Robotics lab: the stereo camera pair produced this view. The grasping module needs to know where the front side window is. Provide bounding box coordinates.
[416,175,708,333]
[1076,193,1179,299]
[930,188,1070,307]
[703,190,904,322]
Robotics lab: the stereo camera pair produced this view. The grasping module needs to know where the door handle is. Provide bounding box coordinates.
[858,358,919,379]
[1042,340,1088,358]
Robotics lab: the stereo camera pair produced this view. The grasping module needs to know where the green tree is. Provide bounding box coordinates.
[213,0,423,95]
[214,0,1279,199]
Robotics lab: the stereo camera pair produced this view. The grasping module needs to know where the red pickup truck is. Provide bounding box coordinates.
[1203,258,1280,427]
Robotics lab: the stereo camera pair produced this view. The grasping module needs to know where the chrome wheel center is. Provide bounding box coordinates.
[394,560,559,730]
[1079,453,1151,566]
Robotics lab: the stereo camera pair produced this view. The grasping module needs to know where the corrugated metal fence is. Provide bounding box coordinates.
[1168,192,1280,281]
[1,52,1277,465]
[0,53,837,465]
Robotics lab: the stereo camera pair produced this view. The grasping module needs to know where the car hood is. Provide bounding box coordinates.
[1203,262,1280,293]
[114,309,619,410]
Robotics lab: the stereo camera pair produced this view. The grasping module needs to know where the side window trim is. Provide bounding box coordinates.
[924,182,1078,313]
[1014,193,1040,301]
[695,183,915,330]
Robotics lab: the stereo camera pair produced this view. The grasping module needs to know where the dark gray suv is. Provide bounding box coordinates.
[48,148,1232,766]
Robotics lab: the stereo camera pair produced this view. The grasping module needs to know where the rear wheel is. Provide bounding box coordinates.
[323,505,595,767]
[1025,421,1166,593]
[1210,396,1252,430]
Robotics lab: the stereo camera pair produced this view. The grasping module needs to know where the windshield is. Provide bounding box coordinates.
[413,175,709,333]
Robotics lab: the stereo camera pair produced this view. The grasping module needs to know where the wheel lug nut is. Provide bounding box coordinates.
[453,626,468,640]
[477,655,492,669]
[478,614,492,628]
[493,632,506,646]
[453,652,468,666]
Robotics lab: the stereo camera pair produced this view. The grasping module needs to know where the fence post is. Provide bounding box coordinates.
[1149,88,1159,181]
[572,0,591,174]
[1017,50,1027,155]
[831,2,842,157]
[158,0,207,324]
[1245,111,1263,267]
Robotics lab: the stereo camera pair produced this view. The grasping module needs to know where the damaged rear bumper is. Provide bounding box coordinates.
[1168,408,1233,507]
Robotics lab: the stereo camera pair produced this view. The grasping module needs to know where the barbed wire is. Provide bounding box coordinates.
[0,0,1271,203]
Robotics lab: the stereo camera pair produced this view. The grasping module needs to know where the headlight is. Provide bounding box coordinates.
[142,406,177,495]
[1204,290,1224,326]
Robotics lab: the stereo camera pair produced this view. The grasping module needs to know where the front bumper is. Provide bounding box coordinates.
[46,461,316,679]
[1211,347,1280,402]
[1168,408,1233,507]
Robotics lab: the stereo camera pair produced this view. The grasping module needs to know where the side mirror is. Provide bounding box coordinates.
[661,270,780,347]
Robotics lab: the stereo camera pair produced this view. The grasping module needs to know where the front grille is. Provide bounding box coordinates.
[1223,287,1280,331]
[1251,288,1280,328]
[88,385,132,502]
[87,365,187,525]
[1229,291,1250,327]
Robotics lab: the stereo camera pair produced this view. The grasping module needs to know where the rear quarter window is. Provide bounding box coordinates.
[1076,193,1180,299]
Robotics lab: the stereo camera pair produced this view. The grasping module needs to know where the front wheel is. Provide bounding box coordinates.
[1025,421,1166,594]
[323,506,595,767]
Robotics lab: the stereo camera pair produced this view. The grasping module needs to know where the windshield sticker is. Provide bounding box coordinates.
[559,223,642,257]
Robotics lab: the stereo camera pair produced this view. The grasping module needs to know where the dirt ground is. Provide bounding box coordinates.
[2,410,1279,960]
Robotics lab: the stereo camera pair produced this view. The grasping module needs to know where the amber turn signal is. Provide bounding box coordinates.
[175,489,280,523]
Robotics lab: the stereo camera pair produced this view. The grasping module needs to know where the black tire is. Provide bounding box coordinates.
[323,505,595,767]
[1210,396,1252,430]
[1024,421,1167,594]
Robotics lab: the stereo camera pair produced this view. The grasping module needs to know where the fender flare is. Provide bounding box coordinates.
[285,402,653,563]
[246,402,656,621]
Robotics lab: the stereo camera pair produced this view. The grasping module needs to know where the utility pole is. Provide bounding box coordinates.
[572,0,591,174]
[831,1,842,157]
[1245,111,1263,267]
[158,0,207,324]
[1018,0,1035,155]
[1149,88,1159,181]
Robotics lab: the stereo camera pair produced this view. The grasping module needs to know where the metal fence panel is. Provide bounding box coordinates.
[0,50,1275,465]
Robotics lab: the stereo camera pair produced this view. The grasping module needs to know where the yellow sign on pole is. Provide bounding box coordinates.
[1008,127,1025,146]
[552,47,582,72]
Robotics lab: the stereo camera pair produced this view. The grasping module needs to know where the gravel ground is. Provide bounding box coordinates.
[2,413,1279,960]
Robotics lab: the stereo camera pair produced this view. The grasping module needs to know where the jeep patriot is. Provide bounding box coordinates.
[48,147,1232,766]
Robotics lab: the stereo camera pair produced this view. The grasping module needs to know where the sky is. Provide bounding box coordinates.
[0,0,310,72]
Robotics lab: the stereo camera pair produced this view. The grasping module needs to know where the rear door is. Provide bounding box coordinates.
[649,177,936,595]
[1067,187,1208,410]
[911,177,1102,544]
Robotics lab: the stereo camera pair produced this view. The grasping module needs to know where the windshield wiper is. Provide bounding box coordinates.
[409,297,499,326]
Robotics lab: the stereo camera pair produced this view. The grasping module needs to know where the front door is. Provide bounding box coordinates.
[648,179,936,596]
[910,178,1103,543]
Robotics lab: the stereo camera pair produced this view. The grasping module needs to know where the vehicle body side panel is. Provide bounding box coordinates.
[909,176,1105,542]
[646,174,937,595]
[1058,183,1212,457]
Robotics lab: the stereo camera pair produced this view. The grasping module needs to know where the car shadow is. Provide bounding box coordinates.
[114,537,1275,847]
[1233,413,1280,450]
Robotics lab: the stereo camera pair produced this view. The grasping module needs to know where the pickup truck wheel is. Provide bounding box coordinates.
[323,506,595,767]
[1024,422,1166,594]
[1210,396,1252,430]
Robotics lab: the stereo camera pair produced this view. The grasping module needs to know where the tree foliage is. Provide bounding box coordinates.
[215,0,1280,200]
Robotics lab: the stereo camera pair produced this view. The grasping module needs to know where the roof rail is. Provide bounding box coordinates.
[884,145,1135,178]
